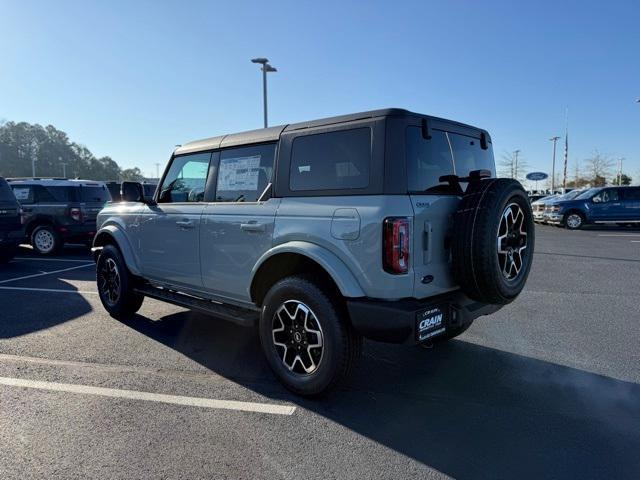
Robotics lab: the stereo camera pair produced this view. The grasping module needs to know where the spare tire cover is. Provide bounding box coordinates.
[451,178,535,305]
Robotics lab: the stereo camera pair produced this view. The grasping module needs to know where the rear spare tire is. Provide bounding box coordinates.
[452,178,534,305]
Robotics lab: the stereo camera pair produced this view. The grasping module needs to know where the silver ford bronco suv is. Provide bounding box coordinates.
[93,109,534,395]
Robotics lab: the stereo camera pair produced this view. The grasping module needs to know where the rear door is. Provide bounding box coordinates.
[200,143,278,303]
[620,187,640,221]
[136,152,211,289]
[407,125,496,299]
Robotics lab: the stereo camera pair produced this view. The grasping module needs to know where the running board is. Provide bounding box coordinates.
[134,284,258,327]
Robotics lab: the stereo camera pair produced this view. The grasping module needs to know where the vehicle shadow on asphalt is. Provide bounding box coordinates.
[123,310,640,480]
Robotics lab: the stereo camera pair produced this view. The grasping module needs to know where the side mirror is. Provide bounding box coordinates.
[121,181,156,205]
[591,196,602,204]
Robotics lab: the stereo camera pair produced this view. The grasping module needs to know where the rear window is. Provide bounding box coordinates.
[80,185,111,203]
[290,128,371,191]
[406,127,495,193]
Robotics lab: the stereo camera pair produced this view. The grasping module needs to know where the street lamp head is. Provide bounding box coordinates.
[263,63,277,73]
[251,57,269,65]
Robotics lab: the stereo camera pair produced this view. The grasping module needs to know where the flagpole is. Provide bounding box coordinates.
[562,108,569,191]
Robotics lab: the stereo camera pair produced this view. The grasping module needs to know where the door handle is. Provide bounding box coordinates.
[176,220,195,229]
[240,221,266,233]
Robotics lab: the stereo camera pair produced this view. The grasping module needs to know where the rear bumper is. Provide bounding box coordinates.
[346,290,502,344]
[57,223,97,243]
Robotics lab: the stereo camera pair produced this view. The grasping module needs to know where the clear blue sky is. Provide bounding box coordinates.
[1,0,639,184]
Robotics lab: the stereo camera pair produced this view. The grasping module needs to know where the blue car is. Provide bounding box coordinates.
[546,186,640,229]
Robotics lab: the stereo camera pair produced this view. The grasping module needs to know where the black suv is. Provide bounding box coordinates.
[0,177,23,263]
[8,178,111,255]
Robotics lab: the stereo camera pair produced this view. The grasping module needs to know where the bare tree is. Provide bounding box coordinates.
[584,150,614,185]
[498,150,529,181]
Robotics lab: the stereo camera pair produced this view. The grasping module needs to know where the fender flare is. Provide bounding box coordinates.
[92,223,141,276]
[250,241,365,299]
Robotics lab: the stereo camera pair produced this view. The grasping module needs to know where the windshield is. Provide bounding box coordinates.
[574,188,600,200]
[406,127,495,193]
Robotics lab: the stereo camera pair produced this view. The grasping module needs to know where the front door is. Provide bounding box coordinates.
[137,152,211,290]
[200,143,278,303]
[621,187,640,221]
[590,188,624,221]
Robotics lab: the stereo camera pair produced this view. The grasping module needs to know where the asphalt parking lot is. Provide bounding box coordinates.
[1,226,639,480]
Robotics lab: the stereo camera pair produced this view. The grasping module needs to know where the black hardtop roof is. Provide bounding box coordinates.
[174,108,490,156]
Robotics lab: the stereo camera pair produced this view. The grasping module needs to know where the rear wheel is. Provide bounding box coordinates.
[564,212,584,230]
[259,276,359,396]
[31,225,61,255]
[97,245,144,318]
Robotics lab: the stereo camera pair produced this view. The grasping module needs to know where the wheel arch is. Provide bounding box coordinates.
[92,224,141,276]
[249,242,365,307]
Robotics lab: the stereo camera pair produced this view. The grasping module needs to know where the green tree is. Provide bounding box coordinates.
[0,120,139,181]
[121,167,145,182]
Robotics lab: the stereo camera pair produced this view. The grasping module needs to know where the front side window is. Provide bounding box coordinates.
[158,152,211,203]
[11,186,34,203]
[290,128,371,191]
[215,144,275,202]
[406,128,454,192]
[593,189,618,203]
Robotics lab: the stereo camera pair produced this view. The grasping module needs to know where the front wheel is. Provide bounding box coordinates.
[97,245,144,319]
[259,276,360,396]
[564,212,584,230]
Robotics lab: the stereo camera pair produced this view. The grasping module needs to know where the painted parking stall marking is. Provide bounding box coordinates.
[0,263,94,285]
[0,376,296,416]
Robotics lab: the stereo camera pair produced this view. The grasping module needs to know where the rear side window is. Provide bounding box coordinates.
[406,127,495,193]
[623,188,640,200]
[406,128,454,192]
[215,144,275,202]
[43,186,78,202]
[447,133,495,178]
[290,128,371,191]
[80,185,111,203]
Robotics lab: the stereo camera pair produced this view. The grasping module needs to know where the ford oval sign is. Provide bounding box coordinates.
[526,172,549,181]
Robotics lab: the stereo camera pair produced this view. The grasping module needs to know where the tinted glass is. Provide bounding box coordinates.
[575,188,600,200]
[0,179,16,202]
[406,128,454,192]
[36,185,57,202]
[448,133,496,177]
[143,184,157,197]
[216,144,275,202]
[11,185,34,203]
[623,187,640,200]
[602,189,619,202]
[290,128,371,191]
[44,186,78,202]
[159,152,211,203]
[81,185,111,203]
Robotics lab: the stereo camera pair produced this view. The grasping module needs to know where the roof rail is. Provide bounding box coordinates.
[7,177,69,181]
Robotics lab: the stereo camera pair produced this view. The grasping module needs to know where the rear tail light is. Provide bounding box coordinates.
[70,207,83,222]
[383,217,410,274]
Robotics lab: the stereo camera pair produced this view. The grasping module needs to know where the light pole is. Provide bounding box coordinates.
[251,57,277,128]
[59,156,66,178]
[31,157,37,177]
[549,136,560,192]
[513,149,520,180]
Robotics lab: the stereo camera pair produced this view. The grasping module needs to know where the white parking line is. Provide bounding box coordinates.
[0,286,98,294]
[0,263,93,284]
[14,257,93,263]
[597,234,640,237]
[0,376,295,415]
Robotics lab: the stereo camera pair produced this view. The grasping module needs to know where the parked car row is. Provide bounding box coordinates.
[533,186,640,229]
[0,178,157,258]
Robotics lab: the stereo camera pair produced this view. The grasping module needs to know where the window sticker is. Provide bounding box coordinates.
[13,187,31,201]
[218,155,261,191]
